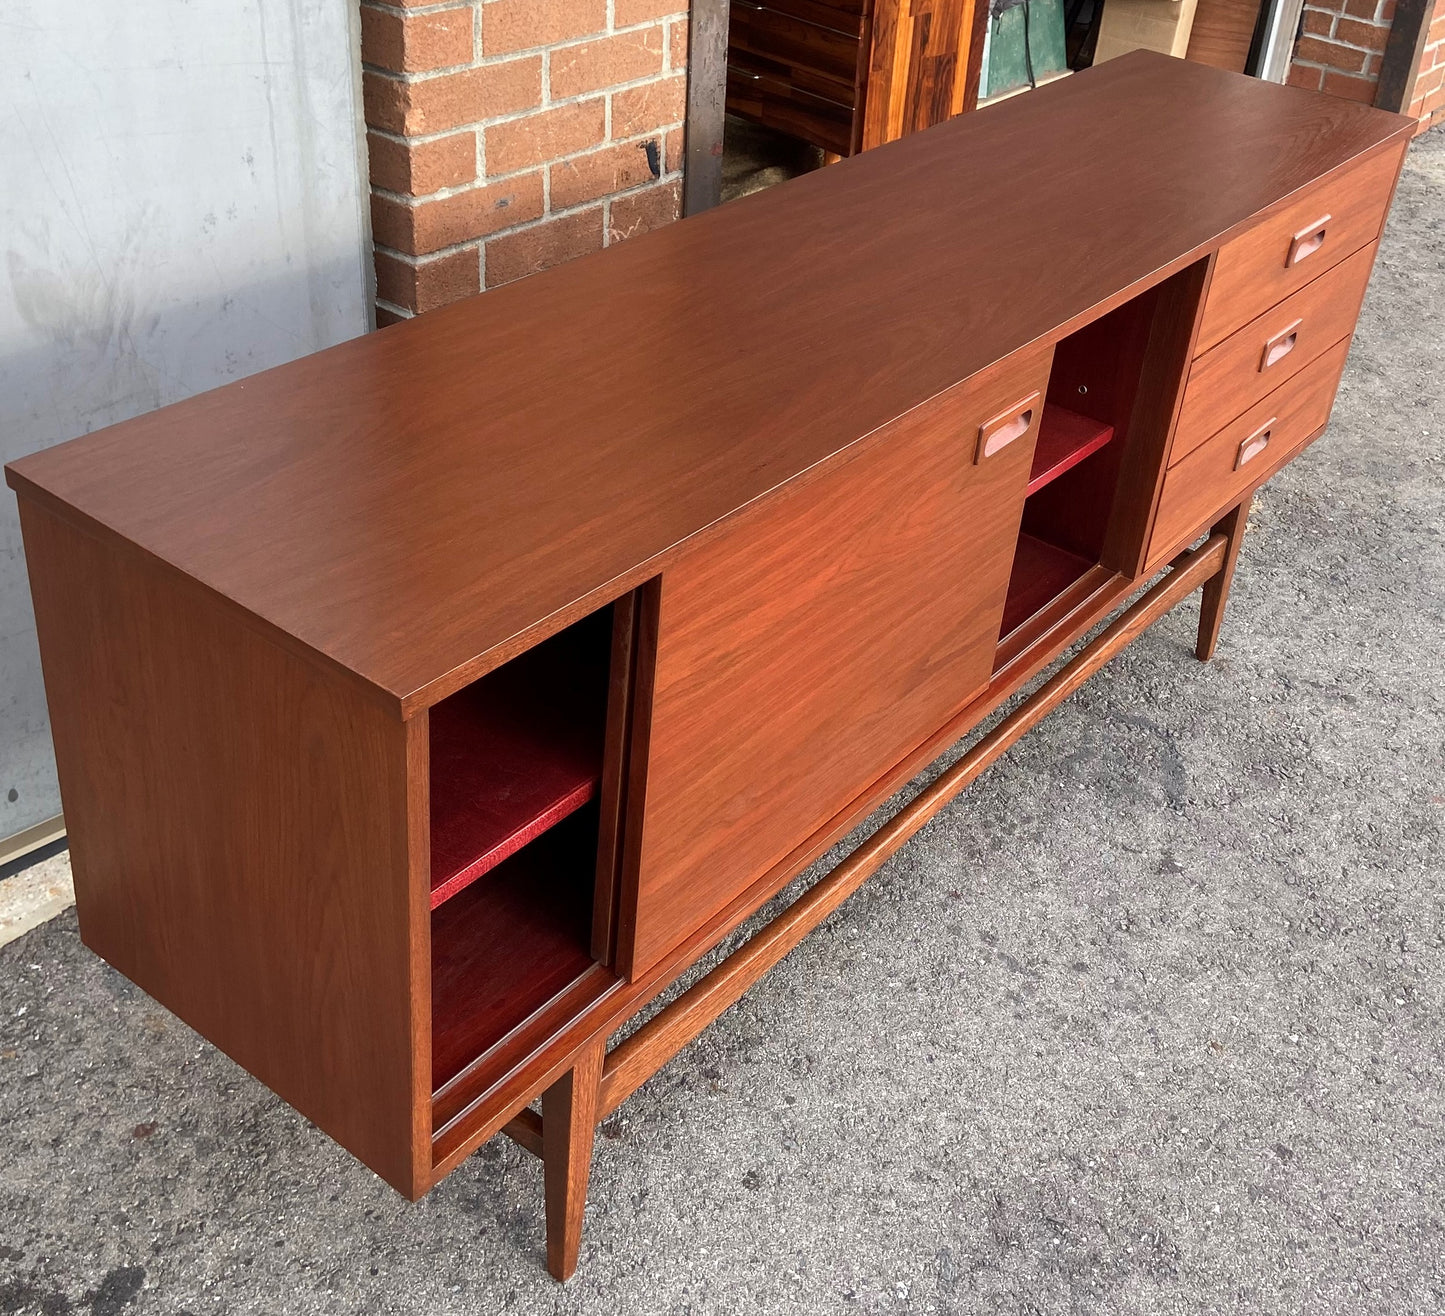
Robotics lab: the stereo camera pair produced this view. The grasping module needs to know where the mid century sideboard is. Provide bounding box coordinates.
[6,52,1412,1281]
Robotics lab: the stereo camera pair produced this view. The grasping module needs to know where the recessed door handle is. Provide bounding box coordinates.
[1235,418,1274,470]
[975,392,1039,463]
[1287,216,1330,267]
[1260,319,1302,371]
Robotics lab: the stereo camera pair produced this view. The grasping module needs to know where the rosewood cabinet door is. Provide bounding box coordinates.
[619,345,1053,977]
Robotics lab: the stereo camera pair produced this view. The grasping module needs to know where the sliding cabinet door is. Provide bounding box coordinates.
[618,343,1052,977]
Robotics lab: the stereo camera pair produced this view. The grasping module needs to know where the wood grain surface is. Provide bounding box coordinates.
[1194,143,1402,351]
[542,1037,605,1280]
[6,54,1413,716]
[18,503,427,1194]
[1173,241,1378,463]
[1184,0,1261,72]
[5,56,1415,1217]
[1149,336,1351,563]
[619,345,1050,976]
[1195,496,1252,662]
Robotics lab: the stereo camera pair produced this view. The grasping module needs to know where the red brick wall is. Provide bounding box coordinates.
[361,0,689,321]
[1287,0,1444,131]
[1405,0,1445,129]
[1287,0,1395,102]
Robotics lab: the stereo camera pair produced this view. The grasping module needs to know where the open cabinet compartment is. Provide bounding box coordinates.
[428,602,625,1098]
[996,265,1204,668]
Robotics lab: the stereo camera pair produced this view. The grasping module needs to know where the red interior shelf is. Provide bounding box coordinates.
[431,811,604,1088]
[429,628,606,910]
[999,532,1096,639]
[1028,404,1115,495]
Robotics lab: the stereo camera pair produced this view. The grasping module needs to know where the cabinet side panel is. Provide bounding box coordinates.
[18,500,422,1195]
[622,345,1052,977]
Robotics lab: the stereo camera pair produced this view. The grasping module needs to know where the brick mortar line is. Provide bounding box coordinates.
[369,67,682,133]
[367,115,682,176]
[362,58,481,79]
[368,124,478,146]
[1311,9,1396,27]
[362,17,686,84]
[368,121,682,208]
[372,170,682,264]
[1290,52,1380,67]
[489,176,681,243]
[1310,6,1393,19]
[1302,4,1390,20]
[362,0,472,16]
[369,123,684,207]
[1289,57,1380,74]
[367,108,682,202]
[1298,33,1390,53]
[1303,0,1392,12]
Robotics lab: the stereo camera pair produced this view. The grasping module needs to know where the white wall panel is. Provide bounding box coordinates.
[0,1,372,846]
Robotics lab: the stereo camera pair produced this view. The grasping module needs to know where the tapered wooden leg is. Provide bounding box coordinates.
[1196,496,1251,661]
[541,1037,605,1281]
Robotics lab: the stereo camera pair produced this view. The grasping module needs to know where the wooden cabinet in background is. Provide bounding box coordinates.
[726,0,984,154]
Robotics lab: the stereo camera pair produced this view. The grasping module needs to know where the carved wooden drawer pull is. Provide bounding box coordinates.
[1287,215,1331,267]
[975,392,1040,462]
[1260,319,1302,371]
[1235,418,1275,470]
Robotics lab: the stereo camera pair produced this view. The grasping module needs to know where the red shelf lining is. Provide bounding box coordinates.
[431,809,605,1089]
[999,532,1096,640]
[428,618,608,910]
[1027,404,1115,495]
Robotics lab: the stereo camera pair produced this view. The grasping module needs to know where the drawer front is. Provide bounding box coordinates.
[1150,336,1351,564]
[1172,241,1377,468]
[727,64,856,155]
[1195,145,1402,353]
[738,0,866,34]
[620,344,1053,977]
[728,1,862,95]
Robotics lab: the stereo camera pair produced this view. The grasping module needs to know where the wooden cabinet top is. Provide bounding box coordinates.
[6,52,1411,714]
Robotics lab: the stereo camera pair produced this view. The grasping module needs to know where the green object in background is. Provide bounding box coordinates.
[980,0,1069,100]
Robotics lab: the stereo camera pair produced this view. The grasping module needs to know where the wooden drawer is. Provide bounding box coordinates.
[739,0,866,34]
[728,1,862,96]
[618,344,1053,978]
[727,62,856,155]
[1195,145,1401,353]
[1172,241,1377,468]
[1149,335,1351,563]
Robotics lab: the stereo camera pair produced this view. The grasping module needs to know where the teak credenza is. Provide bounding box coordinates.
[6,52,1411,1281]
